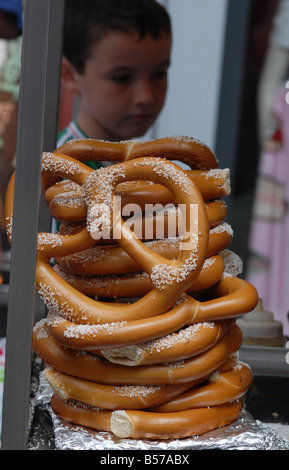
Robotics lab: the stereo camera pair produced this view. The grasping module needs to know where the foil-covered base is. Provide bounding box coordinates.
[50,410,289,450]
[27,370,289,450]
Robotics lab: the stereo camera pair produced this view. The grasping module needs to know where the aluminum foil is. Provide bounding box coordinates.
[27,368,289,450]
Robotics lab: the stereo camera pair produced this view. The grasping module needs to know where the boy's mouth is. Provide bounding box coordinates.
[128,113,153,124]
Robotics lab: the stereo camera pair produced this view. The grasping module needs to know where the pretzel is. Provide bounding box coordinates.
[32,318,239,381]
[99,318,235,366]
[45,169,230,208]
[47,194,227,236]
[33,314,235,370]
[40,136,220,211]
[34,322,242,384]
[55,223,233,277]
[45,361,250,413]
[45,361,250,439]
[151,362,252,412]
[52,253,226,300]
[6,155,210,326]
[44,171,229,223]
[5,135,258,442]
[50,392,243,439]
[44,368,195,410]
[5,173,96,256]
[56,135,219,169]
[42,276,256,351]
[113,168,230,212]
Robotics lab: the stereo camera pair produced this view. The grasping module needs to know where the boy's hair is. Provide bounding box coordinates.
[63,0,172,73]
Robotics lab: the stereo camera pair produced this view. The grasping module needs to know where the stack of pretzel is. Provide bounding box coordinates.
[5,136,258,440]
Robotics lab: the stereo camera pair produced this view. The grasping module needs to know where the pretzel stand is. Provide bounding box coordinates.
[5,135,260,441]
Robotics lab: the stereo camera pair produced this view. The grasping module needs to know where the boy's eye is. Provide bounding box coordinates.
[110,74,132,84]
[152,69,168,80]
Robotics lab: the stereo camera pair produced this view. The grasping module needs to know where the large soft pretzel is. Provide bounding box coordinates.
[33,315,235,370]
[151,361,252,412]
[44,360,251,413]
[45,171,230,223]
[45,360,251,413]
[39,275,256,351]
[54,223,233,277]
[6,135,258,441]
[56,135,219,168]
[52,253,226,300]
[44,368,195,411]
[34,321,242,385]
[40,136,220,211]
[6,155,210,326]
[50,392,243,440]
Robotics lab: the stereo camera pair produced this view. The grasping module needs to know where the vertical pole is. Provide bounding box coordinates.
[39,0,65,236]
[0,0,63,450]
[43,0,65,153]
[214,0,251,216]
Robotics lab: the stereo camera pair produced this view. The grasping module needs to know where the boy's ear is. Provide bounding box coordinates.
[61,57,79,93]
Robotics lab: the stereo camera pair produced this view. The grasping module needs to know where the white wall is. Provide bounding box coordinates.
[148,0,228,152]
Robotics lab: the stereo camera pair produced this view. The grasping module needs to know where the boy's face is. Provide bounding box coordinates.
[63,31,171,141]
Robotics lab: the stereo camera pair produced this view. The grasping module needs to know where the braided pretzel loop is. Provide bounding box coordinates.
[33,319,242,384]
[52,253,226,300]
[45,171,230,223]
[44,274,257,351]
[56,135,219,167]
[43,359,251,412]
[50,392,243,440]
[41,136,219,200]
[54,222,233,277]
[6,152,210,327]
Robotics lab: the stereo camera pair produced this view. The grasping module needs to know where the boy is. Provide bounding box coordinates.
[57,0,172,169]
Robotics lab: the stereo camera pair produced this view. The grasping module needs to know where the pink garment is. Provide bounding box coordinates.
[246,87,289,334]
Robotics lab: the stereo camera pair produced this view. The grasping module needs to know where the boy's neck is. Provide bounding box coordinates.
[77,113,120,142]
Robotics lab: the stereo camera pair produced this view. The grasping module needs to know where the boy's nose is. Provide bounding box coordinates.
[134,79,155,106]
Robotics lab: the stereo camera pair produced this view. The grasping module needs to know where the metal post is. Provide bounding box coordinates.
[1,0,64,449]
[40,0,65,236]
[214,0,251,217]
[43,0,65,153]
